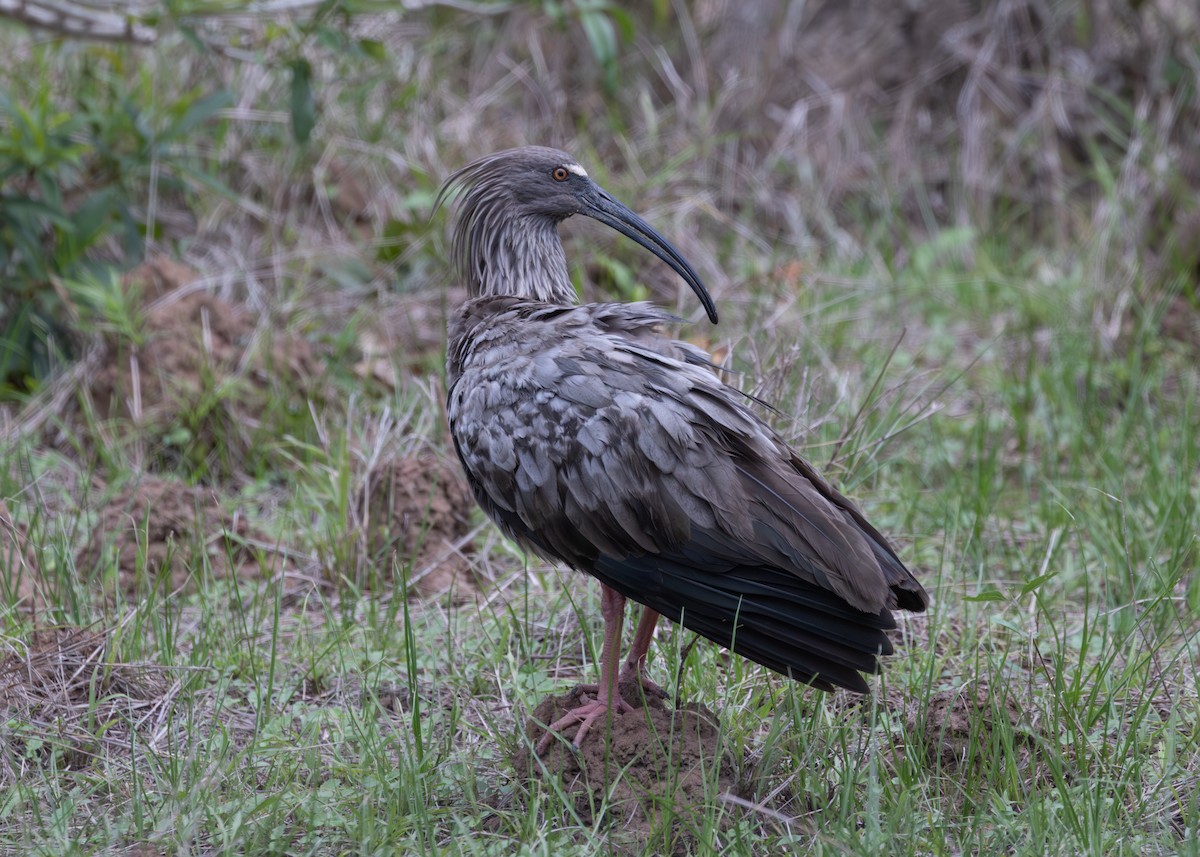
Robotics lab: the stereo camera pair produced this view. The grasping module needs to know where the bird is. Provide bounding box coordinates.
[437,146,928,752]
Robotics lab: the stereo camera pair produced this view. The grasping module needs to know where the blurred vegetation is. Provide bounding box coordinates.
[1,0,1196,398]
[0,66,232,394]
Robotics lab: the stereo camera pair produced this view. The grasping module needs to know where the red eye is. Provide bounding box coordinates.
[552,167,569,181]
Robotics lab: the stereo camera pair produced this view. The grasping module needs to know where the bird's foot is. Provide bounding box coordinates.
[535,693,633,754]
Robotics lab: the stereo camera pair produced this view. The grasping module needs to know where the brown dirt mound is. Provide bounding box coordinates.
[514,683,742,852]
[358,455,478,599]
[0,500,42,614]
[77,475,267,595]
[86,256,322,475]
[905,681,1027,769]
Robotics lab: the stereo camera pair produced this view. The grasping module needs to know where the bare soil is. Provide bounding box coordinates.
[515,682,741,852]
[350,290,465,390]
[1160,294,1200,352]
[905,681,1028,769]
[76,475,268,595]
[85,256,322,472]
[360,454,478,599]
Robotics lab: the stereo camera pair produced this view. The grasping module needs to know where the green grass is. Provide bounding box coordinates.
[2,2,1200,855]
[3,243,1195,854]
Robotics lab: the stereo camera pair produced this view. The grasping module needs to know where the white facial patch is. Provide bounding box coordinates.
[565,163,588,178]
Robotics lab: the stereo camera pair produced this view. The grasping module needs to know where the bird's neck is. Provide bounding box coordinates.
[462,211,578,306]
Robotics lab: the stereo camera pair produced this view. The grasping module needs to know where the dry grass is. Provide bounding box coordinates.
[0,625,179,789]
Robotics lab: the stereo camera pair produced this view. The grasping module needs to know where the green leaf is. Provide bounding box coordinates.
[289,59,316,145]
[377,218,413,264]
[56,188,122,267]
[0,302,35,396]
[319,256,374,289]
[163,89,234,141]
[1020,572,1056,595]
[579,9,617,67]
[315,25,347,53]
[70,187,120,249]
[0,196,75,228]
[178,24,206,52]
[605,6,636,41]
[170,160,237,201]
[964,588,1006,602]
[357,38,387,62]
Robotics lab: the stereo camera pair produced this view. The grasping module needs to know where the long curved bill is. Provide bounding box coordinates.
[583,188,719,325]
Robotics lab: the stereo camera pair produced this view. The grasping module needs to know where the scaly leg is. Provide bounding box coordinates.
[568,604,668,699]
[536,585,632,752]
[617,607,668,700]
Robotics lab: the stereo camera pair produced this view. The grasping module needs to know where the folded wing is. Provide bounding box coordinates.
[451,302,928,691]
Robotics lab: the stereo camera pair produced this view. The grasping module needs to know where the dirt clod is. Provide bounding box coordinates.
[515,683,741,851]
[77,476,266,595]
[321,158,374,225]
[350,291,467,390]
[360,455,477,599]
[122,255,200,303]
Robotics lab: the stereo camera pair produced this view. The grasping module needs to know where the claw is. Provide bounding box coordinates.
[535,694,633,754]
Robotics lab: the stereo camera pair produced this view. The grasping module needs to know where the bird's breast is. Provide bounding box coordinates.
[446,317,708,567]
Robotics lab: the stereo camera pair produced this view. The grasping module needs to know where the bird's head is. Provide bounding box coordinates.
[437,146,718,324]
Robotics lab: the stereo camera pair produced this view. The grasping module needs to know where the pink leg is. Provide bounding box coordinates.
[536,585,632,752]
[615,607,669,701]
[571,604,666,698]
[619,606,660,683]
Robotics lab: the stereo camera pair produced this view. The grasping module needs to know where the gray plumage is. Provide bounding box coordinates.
[439,147,926,724]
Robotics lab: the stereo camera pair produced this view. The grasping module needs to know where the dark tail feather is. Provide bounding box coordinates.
[592,554,898,693]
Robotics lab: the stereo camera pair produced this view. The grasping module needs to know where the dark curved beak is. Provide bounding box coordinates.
[583,187,718,325]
